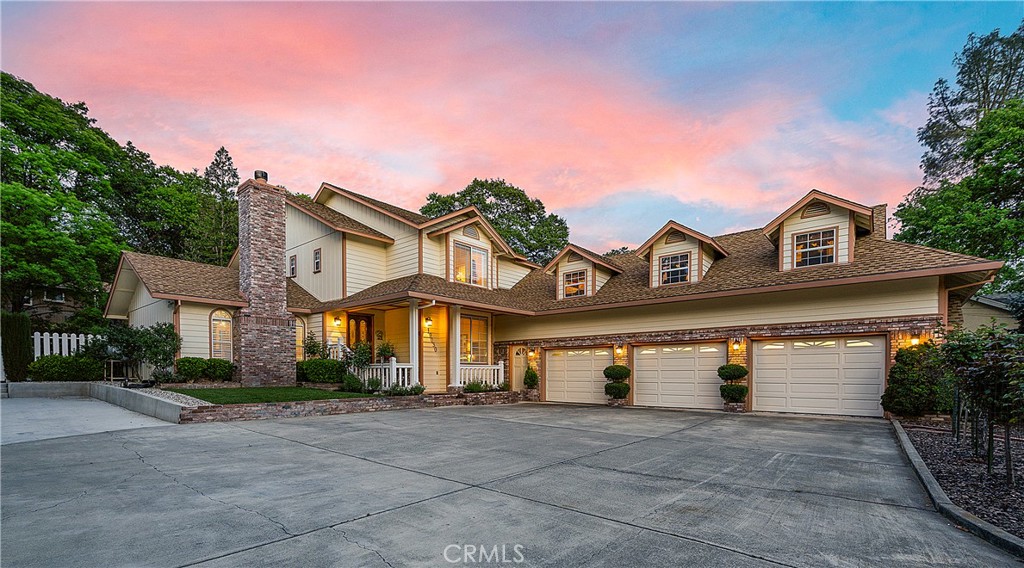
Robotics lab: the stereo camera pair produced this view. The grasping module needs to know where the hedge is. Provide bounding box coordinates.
[176,357,208,381]
[1,311,32,381]
[205,358,234,382]
[301,359,344,383]
[28,355,104,382]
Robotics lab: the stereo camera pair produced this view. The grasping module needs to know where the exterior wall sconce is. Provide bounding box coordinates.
[909,328,923,346]
[614,345,624,355]
[527,348,535,358]
[731,338,743,351]
[333,317,342,327]
[424,316,433,328]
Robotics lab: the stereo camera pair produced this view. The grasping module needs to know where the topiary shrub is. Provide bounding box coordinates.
[205,358,234,382]
[302,359,343,383]
[1,311,32,381]
[603,365,631,382]
[881,343,946,417]
[605,381,630,399]
[523,367,539,389]
[717,364,749,382]
[176,357,208,382]
[340,373,363,393]
[720,383,749,403]
[28,355,104,382]
[463,381,489,393]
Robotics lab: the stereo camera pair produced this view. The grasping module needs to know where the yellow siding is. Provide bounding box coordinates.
[495,277,940,342]
[346,238,387,295]
[421,305,448,393]
[448,225,495,288]
[388,231,420,279]
[595,267,613,293]
[127,285,172,328]
[285,205,344,301]
[307,313,324,343]
[422,233,445,278]
[963,300,1017,331]
[649,236,701,285]
[701,244,714,278]
[781,206,850,270]
[497,258,532,289]
[179,303,225,359]
[322,192,421,280]
[382,308,411,362]
[557,256,592,299]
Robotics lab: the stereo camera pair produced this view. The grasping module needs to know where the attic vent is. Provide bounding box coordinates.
[463,226,480,239]
[801,202,831,218]
[567,252,586,263]
[665,230,687,244]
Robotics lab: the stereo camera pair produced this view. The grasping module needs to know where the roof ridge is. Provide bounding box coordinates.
[124,250,233,271]
[324,183,429,223]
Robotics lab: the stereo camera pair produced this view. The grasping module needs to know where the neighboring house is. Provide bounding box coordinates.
[962,294,1019,331]
[4,287,90,326]
[104,174,1002,417]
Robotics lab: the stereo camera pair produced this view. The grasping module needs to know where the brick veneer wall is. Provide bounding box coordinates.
[235,179,296,386]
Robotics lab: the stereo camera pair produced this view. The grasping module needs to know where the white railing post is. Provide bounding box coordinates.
[498,360,505,386]
[452,305,461,387]
[389,356,398,389]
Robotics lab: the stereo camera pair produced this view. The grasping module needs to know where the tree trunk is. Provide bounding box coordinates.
[1007,425,1015,487]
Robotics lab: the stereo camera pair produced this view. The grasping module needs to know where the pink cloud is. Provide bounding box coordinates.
[2,3,924,248]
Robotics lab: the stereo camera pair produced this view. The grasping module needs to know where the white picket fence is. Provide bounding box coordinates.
[32,332,97,360]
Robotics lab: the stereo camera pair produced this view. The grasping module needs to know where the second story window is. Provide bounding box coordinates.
[44,290,65,303]
[313,249,322,273]
[659,253,689,285]
[289,255,297,277]
[563,270,587,297]
[454,243,488,287]
[794,229,835,267]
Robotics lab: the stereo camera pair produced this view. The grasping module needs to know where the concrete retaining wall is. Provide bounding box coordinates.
[7,382,183,424]
[8,382,90,397]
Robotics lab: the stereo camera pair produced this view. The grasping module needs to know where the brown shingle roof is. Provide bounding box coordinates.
[287,279,320,311]
[285,195,394,242]
[123,252,246,305]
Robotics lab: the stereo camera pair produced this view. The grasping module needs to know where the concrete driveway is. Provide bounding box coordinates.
[1,404,1017,567]
[1,396,172,444]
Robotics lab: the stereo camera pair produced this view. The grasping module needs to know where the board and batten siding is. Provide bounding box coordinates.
[649,236,701,286]
[494,277,940,342]
[127,285,173,328]
[497,258,532,289]
[285,205,344,301]
[780,206,850,270]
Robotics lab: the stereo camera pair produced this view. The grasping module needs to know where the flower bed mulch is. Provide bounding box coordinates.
[904,425,1024,539]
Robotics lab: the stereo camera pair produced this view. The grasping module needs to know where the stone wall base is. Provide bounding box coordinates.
[161,382,242,389]
[723,402,746,413]
[521,389,540,402]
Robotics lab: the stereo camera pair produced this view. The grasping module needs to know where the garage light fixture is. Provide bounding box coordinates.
[333,317,342,327]
[424,316,433,328]
[614,345,623,355]
[731,338,743,351]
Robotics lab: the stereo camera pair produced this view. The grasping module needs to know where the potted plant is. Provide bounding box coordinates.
[523,367,540,401]
[718,364,749,412]
[375,341,396,363]
[603,364,631,407]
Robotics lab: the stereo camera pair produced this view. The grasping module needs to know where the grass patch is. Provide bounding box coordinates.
[167,387,374,405]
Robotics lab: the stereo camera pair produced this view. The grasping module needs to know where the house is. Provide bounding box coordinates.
[962,294,1019,331]
[104,173,1002,417]
[5,287,92,327]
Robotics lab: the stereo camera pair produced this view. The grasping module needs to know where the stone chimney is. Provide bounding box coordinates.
[234,174,296,386]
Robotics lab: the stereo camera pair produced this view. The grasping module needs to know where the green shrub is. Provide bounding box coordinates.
[340,373,363,393]
[881,343,946,417]
[205,358,234,382]
[302,359,343,383]
[605,381,630,399]
[720,383,749,403]
[717,364,749,382]
[523,367,539,389]
[364,377,382,393]
[351,342,373,371]
[303,331,325,359]
[151,369,175,383]
[375,341,397,362]
[296,361,307,382]
[1,311,32,381]
[603,365,631,382]
[463,381,488,393]
[498,380,510,392]
[176,357,208,382]
[383,384,426,396]
[28,355,104,382]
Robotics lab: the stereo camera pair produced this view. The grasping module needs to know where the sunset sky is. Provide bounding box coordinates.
[3,2,1021,251]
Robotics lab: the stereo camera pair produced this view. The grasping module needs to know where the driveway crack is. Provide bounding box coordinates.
[333,527,395,567]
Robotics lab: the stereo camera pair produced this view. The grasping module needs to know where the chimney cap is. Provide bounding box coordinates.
[254,170,268,182]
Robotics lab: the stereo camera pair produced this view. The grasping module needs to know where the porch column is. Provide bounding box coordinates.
[451,305,462,386]
[408,301,420,386]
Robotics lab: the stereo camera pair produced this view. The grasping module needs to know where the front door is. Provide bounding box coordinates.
[347,314,373,348]
[510,346,528,390]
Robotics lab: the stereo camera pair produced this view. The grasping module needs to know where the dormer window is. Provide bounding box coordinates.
[794,229,835,267]
[659,253,690,285]
[454,242,488,287]
[563,270,588,297]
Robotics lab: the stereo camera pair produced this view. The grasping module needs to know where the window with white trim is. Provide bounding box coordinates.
[211,309,233,360]
[23,290,33,307]
[794,229,835,267]
[454,242,488,287]
[295,317,306,361]
[562,270,587,298]
[460,316,488,364]
[44,290,65,303]
[288,255,297,278]
[659,253,689,285]
[313,248,322,273]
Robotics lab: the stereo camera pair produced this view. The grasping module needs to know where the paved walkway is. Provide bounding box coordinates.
[1,397,172,445]
[1,404,1018,566]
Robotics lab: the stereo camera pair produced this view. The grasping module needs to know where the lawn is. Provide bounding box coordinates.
[166,387,374,405]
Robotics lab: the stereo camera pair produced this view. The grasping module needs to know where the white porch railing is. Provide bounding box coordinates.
[358,357,416,389]
[457,361,505,388]
[32,332,97,360]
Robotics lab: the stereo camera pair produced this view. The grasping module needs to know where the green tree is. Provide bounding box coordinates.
[196,147,239,265]
[420,178,569,264]
[604,246,634,257]
[895,100,1024,291]
[918,21,1024,185]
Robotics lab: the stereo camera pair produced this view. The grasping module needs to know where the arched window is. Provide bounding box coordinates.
[295,317,306,361]
[210,309,233,360]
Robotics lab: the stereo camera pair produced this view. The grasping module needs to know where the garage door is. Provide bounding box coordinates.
[634,343,727,409]
[545,348,613,404]
[753,336,886,417]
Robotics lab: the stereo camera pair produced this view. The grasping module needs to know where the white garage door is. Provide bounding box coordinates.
[545,348,613,404]
[753,336,886,417]
[634,343,727,409]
